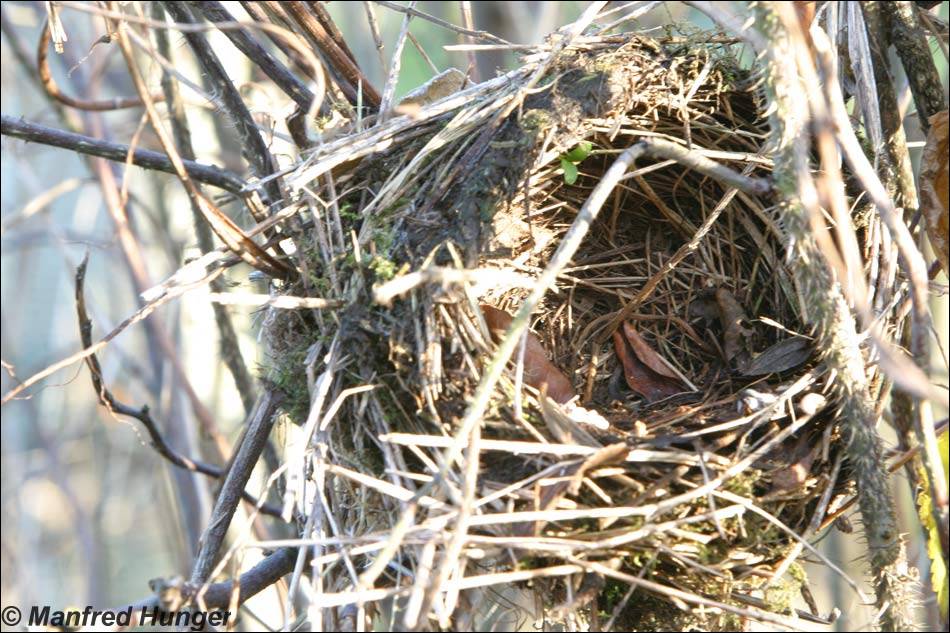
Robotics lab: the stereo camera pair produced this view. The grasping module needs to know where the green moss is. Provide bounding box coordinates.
[368,255,397,282]
[723,469,760,497]
[338,202,360,223]
[265,340,318,422]
[520,108,552,131]
[763,563,806,614]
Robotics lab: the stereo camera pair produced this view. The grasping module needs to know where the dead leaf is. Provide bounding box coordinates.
[920,109,949,276]
[715,288,753,365]
[741,337,812,376]
[612,326,686,403]
[480,304,575,404]
[768,434,818,494]
[622,322,681,380]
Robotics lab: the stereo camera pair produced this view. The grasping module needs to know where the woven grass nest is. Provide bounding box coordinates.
[265,31,855,631]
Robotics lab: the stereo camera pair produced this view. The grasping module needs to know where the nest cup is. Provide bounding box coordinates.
[267,32,841,630]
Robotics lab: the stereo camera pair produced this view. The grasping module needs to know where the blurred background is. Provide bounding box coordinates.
[1,1,947,630]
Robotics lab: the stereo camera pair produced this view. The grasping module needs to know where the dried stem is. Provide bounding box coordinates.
[191,0,314,110]
[161,1,284,211]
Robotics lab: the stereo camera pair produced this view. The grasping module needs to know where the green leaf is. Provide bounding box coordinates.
[563,141,593,163]
[918,431,950,619]
[560,159,579,185]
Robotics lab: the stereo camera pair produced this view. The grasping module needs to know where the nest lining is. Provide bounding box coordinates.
[264,32,844,629]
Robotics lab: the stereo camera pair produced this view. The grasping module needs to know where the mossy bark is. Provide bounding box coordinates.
[756,4,915,630]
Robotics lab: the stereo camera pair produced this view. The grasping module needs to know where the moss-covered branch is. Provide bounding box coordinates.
[755,4,915,630]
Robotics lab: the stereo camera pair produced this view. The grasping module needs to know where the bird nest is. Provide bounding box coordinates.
[264,32,852,630]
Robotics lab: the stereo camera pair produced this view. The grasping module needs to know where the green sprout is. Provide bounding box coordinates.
[559,141,593,185]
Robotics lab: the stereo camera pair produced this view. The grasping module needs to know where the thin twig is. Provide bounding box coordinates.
[373,0,512,45]
[1,256,221,406]
[378,1,415,121]
[73,254,282,518]
[362,1,387,77]
[36,18,164,111]
[458,1,478,81]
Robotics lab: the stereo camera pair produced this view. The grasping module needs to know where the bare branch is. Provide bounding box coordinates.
[0,115,245,193]
[189,390,283,585]
[73,254,282,518]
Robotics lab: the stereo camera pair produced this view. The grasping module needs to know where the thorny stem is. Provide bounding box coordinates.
[756,4,915,630]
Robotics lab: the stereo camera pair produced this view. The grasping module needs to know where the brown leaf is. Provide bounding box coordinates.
[622,322,681,380]
[479,304,575,404]
[769,434,817,494]
[612,328,685,403]
[715,288,753,364]
[741,337,812,376]
[920,109,949,276]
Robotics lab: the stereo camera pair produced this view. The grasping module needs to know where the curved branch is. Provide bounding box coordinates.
[74,255,283,519]
[38,18,164,111]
